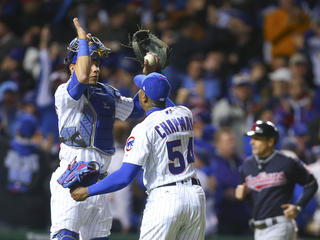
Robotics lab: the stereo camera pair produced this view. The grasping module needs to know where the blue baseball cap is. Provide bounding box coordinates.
[134,72,171,101]
[0,80,18,101]
[16,113,37,138]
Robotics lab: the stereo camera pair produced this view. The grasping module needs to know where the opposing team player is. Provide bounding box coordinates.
[71,72,206,240]
[235,120,318,240]
[50,18,166,240]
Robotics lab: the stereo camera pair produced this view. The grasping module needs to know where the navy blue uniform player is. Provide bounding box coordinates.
[235,120,318,240]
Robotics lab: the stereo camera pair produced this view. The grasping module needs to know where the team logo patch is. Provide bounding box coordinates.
[246,172,286,191]
[126,136,135,151]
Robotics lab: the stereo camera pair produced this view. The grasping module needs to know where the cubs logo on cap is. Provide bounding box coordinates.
[126,136,135,152]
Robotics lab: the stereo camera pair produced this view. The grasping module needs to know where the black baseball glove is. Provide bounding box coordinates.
[131,29,171,70]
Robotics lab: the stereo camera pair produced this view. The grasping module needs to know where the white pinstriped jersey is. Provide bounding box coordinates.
[54,80,134,171]
[123,105,197,192]
[50,80,135,239]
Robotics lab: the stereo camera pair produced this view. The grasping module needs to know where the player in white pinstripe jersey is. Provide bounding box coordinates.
[50,18,167,240]
[71,72,206,240]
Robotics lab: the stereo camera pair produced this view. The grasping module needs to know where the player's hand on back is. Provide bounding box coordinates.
[73,18,87,40]
[71,186,90,201]
[281,204,300,219]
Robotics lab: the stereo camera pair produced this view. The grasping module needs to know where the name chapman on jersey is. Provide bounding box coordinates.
[154,115,193,138]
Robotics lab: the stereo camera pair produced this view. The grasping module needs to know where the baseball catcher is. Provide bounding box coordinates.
[130,29,171,71]
[57,160,101,190]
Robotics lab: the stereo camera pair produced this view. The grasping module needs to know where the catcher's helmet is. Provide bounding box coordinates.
[246,120,279,143]
[64,36,111,65]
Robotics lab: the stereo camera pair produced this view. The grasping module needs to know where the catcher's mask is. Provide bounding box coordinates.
[64,36,111,65]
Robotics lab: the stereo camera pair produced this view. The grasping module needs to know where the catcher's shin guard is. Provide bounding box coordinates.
[52,229,79,240]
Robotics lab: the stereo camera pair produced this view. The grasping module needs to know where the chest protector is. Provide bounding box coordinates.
[60,83,119,154]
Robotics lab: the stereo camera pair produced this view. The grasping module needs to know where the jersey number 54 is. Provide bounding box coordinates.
[166,137,194,174]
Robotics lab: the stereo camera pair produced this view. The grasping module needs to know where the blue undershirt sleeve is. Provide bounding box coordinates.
[88,162,142,196]
[128,91,145,118]
[67,73,88,100]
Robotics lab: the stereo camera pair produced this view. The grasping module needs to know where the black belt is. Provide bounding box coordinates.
[250,218,278,230]
[157,178,201,188]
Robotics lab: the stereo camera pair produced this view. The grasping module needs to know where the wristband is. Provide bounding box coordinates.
[78,39,89,57]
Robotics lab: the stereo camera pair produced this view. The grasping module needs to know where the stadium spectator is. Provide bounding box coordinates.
[210,128,251,235]
[0,113,51,230]
[263,0,310,60]
[212,73,260,155]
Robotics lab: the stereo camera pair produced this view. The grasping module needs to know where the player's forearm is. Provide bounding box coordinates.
[295,179,318,209]
[88,163,141,196]
[75,39,90,83]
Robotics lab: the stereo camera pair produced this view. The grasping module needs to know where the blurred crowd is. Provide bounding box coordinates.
[1,0,320,238]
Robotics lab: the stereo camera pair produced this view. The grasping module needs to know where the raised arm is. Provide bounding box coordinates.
[73,18,91,84]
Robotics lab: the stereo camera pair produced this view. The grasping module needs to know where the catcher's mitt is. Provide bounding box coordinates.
[131,29,171,70]
[57,160,101,189]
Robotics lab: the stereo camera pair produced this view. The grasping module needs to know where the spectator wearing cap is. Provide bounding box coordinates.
[289,53,313,88]
[210,127,251,235]
[270,67,292,94]
[265,68,291,110]
[212,72,261,155]
[263,0,310,60]
[0,113,51,230]
[281,121,316,165]
[290,122,316,164]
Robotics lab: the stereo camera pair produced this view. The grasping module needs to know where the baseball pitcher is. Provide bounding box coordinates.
[71,72,206,240]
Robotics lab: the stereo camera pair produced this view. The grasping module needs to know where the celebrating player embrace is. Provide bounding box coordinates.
[71,72,206,240]
[49,17,168,240]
